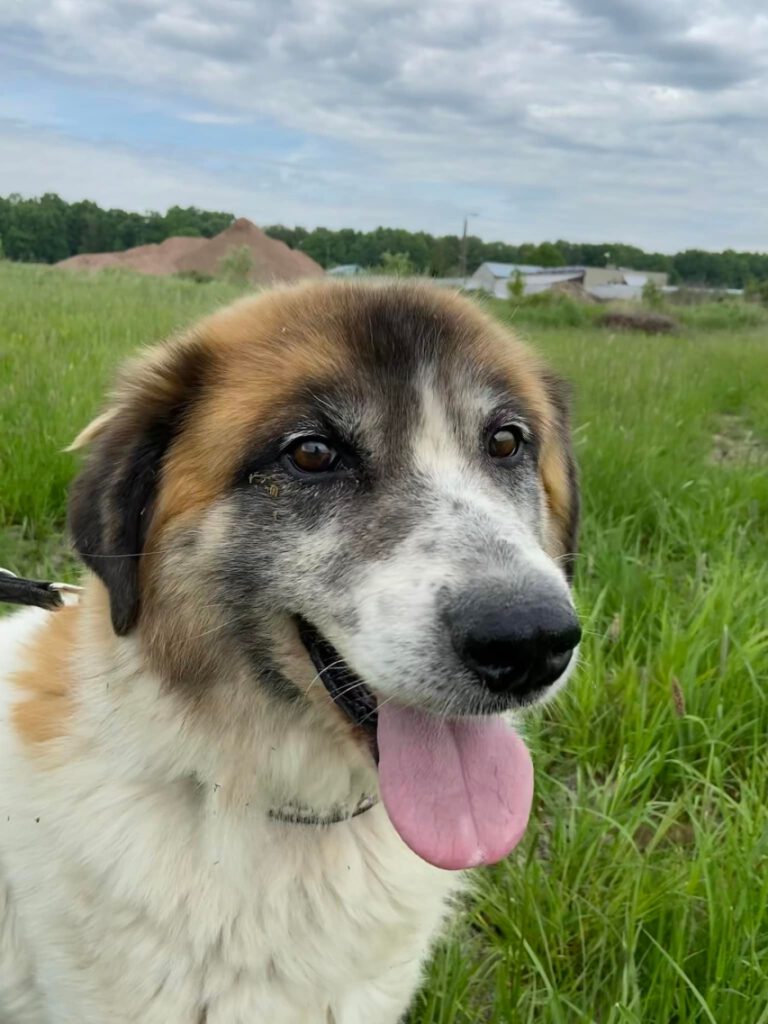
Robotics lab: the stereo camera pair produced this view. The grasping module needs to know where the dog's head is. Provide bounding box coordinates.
[69,281,580,869]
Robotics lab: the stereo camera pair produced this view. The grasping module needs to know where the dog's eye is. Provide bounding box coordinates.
[488,425,523,461]
[285,437,340,475]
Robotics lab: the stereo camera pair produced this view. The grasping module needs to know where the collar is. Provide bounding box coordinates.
[268,793,378,826]
[0,568,83,610]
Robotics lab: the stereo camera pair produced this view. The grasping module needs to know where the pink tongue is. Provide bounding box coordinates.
[377,704,534,870]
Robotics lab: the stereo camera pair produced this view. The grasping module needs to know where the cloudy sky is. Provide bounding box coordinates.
[1,0,767,251]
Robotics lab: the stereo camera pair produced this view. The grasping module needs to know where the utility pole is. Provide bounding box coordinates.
[460,212,479,285]
[460,217,468,285]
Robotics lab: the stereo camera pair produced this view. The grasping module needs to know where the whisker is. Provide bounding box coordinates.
[303,658,350,695]
[182,622,231,642]
[361,693,396,724]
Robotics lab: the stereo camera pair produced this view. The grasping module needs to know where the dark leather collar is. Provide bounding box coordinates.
[268,793,378,826]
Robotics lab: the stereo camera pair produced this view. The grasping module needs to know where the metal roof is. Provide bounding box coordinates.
[522,272,584,296]
[525,271,584,286]
[477,262,543,278]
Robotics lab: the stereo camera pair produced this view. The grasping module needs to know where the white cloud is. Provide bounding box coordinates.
[179,112,251,125]
[1,0,767,249]
[0,122,481,236]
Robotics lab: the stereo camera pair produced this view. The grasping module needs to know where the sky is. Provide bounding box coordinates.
[1,0,767,252]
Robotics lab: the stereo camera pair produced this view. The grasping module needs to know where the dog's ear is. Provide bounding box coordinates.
[67,337,212,635]
[541,371,580,581]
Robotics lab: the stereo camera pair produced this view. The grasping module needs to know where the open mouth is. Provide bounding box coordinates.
[296,617,378,736]
[295,614,535,873]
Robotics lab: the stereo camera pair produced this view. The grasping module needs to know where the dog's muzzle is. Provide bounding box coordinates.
[443,586,581,705]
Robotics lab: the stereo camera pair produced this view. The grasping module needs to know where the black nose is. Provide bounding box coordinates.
[446,592,582,701]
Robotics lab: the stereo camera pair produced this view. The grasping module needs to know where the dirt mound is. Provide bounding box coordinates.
[56,219,324,285]
[175,218,324,285]
[598,310,678,334]
[57,236,209,276]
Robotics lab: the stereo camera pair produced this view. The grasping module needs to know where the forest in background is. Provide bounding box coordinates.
[2,192,768,288]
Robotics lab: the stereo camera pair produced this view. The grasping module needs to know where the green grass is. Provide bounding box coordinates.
[2,263,768,1022]
[489,289,768,334]
[0,263,241,575]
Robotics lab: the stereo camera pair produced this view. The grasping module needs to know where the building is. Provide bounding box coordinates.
[583,266,669,301]
[582,267,668,288]
[469,262,544,297]
[468,261,669,300]
[469,262,587,297]
[521,268,586,294]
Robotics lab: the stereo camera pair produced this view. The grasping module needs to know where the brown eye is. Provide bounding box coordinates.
[286,438,339,474]
[488,426,523,460]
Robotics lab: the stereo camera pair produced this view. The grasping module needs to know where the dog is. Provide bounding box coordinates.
[0,280,580,1023]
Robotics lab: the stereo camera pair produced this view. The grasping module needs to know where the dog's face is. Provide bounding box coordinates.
[69,282,580,867]
[70,281,579,724]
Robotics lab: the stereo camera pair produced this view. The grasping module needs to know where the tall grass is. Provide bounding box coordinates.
[488,290,768,333]
[2,263,767,1021]
[0,263,240,573]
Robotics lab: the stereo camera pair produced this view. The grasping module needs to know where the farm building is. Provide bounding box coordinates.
[469,262,545,296]
[583,266,668,288]
[468,262,587,297]
[468,262,669,300]
[522,269,587,294]
[583,266,669,301]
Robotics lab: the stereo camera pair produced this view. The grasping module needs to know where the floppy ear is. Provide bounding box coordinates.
[67,337,211,635]
[541,371,580,581]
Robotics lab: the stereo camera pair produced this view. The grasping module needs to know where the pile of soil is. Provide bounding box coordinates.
[175,218,324,284]
[56,236,209,276]
[56,219,324,285]
[598,310,678,334]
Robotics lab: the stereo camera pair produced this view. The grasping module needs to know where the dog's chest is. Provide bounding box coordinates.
[186,810,455,1019]
[2,777,456,1024]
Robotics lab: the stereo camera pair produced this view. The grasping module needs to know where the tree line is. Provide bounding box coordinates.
[265,226,768,288]
[2,193,767,288]
[0,193,234,264]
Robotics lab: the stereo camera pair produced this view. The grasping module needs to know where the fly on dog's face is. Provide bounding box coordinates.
[69,281,581,870]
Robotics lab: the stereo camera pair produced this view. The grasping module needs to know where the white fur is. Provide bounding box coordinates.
[0,602,457,1023]
[323,380,577,716]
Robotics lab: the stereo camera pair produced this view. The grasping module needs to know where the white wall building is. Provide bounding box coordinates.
[468,262,669,300]
[469,262,585,297]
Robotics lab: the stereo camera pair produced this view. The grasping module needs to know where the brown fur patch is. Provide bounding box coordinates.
[133,288,356,681]
[146,287,352,541]
[473,320,577,563]
[11,606,79,746]
[539,442,573,557]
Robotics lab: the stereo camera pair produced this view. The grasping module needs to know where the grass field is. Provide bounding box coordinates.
[2,262,768,1022]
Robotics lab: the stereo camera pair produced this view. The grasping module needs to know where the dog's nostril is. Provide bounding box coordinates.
[545,648,574,680]
[447,597,581,701]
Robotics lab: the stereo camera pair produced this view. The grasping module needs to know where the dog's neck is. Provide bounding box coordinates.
[77,580,379,826]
